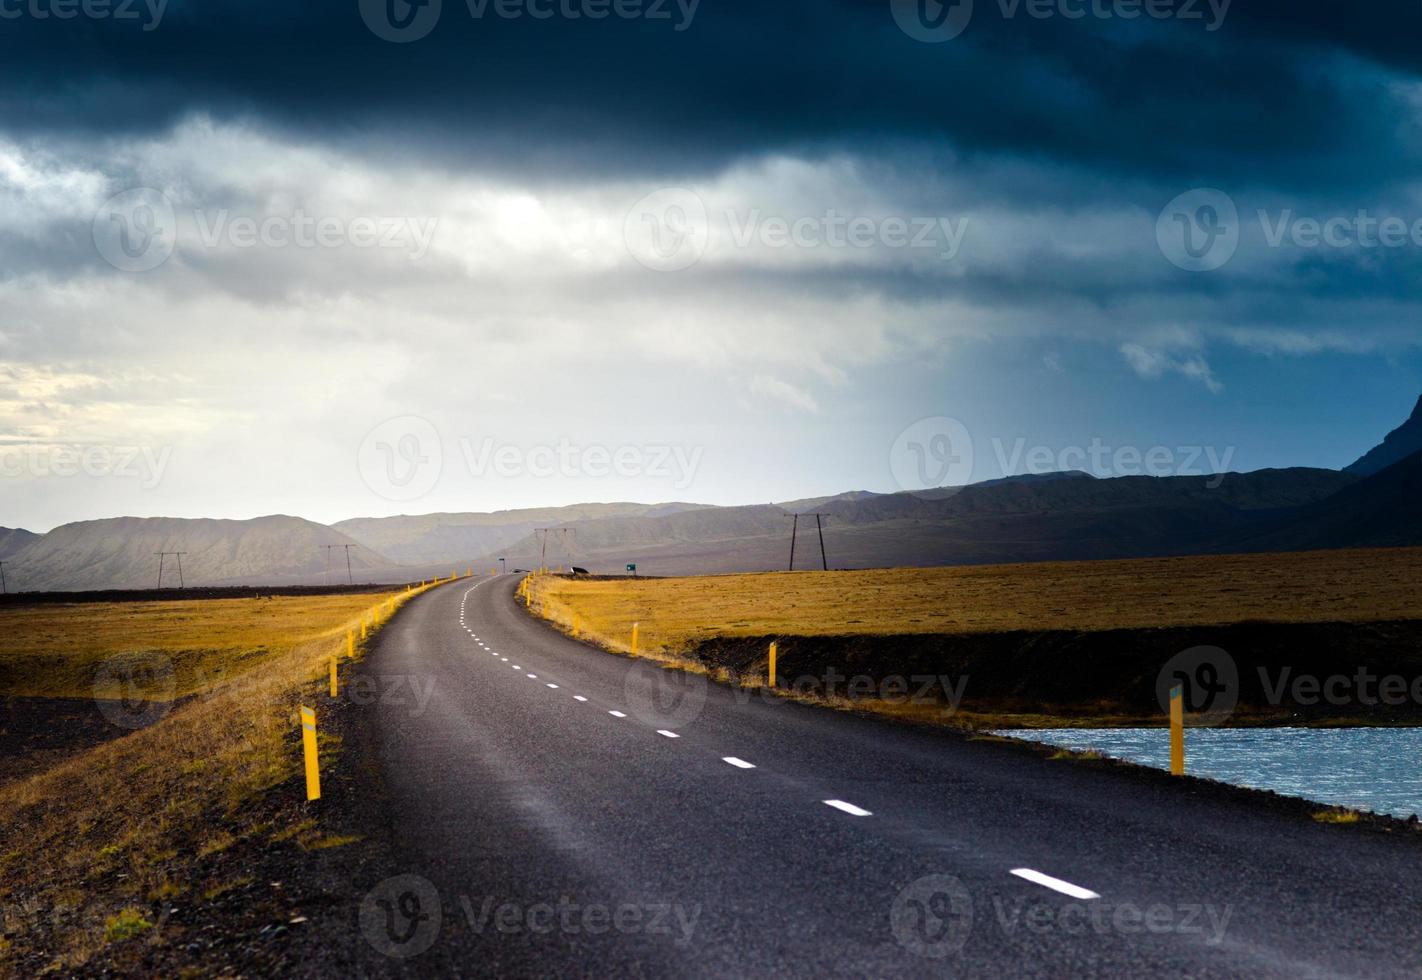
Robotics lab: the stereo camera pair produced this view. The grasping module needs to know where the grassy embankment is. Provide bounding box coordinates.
[525,548,1422,728]
[0,576,456,972]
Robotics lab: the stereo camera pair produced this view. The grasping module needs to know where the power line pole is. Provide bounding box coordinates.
[787,514,829,571]
[155,552,188,589]
[0,560,10,594]
[322,544,355,585]
[788,514,798,571]
[535,529,552,573]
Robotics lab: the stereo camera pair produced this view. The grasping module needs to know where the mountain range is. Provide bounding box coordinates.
[4,395,1420,592]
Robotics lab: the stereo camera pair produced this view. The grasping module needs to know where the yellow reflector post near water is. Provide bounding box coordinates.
[768,641,778,688]
[1170,684,1185,776]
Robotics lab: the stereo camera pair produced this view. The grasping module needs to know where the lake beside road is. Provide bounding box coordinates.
[998,727,1422,820]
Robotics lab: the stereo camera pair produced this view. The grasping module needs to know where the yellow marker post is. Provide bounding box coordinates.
[360,618,368,640]
[1169,684,1185,776]
[329,657,338,697]
[572,614,581,638]
[300,706,320,801]
[768,641,778,688]
[347,631,354,659]
[631,622,639,655]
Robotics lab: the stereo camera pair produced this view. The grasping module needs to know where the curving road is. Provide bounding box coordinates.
[353,575,1422,977]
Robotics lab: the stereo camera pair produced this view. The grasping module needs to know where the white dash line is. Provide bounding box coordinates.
[546,683,559,689]
[1009,869,1100,900]
[823,799,872,817]
[608,710,627,718]
[527,673,538,679]
[722,757,756,769]
[501,658,508,662]
[574,696,588,702]
[656,730,680,739]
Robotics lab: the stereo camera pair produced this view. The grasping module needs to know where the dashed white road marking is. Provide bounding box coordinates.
[1010,869,1100,900]
[656,730,680,739]
[574,696,588,702]
[512,665,522,670]
[527,673,538,679]
[546,683,559,689]
[608,710,627,718]
[501,658,508,662]
[823,800,872,817]
[722,757,756,769]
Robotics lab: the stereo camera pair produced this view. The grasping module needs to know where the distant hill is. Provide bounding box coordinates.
[1241,450,1422,552]
[5,516,390,592]
[773,491,884,512]
[480,468,1361,575]
[333,502,710,565]
[0,527,37,560]
[11,392,1422,589]
[1346,394,1422,475]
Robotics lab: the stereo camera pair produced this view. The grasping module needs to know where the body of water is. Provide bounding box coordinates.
[997,727,1422,820]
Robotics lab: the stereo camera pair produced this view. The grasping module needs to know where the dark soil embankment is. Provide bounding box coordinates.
[687,619,1422,726]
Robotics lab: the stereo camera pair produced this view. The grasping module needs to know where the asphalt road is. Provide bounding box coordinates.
[356,575,1422,977]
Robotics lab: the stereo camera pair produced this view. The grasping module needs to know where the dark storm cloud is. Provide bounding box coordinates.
[1,0,1420,188]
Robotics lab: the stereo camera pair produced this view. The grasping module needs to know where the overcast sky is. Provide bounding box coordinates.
[2,0,1421,531]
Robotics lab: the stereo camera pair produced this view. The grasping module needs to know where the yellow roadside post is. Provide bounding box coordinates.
[329,657,338,697]
[1169,684,1185,775]
[360,617,368,640]
[346,631,354,659]
[768,641,778,688]
[572,614,581,638]
[631,622,639,655]
[300,706,320,801]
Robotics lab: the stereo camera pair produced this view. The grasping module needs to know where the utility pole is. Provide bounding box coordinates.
[322,544,355,585]
[499,557,506,574]
[787,514,829,571]
[0,560,9,595]
[535,529,550,573]
[155,552,188,589]
[787,514,798,571]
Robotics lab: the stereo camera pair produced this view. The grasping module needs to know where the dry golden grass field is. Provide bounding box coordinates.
[0,580,447,972]
[530,547,1422,656]
[0,593,399,700]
